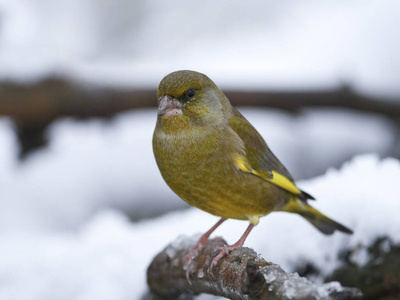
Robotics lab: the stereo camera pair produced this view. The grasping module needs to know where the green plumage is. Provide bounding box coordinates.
[153,70,352,234]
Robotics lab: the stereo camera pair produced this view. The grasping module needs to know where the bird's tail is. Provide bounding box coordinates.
[281,198,353,235]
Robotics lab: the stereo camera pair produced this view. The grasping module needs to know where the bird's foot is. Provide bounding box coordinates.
[184,236,225,283]
[211,223,255,265]
[183,236,209,283]
[182,218,227,283]
[211,244,240,266]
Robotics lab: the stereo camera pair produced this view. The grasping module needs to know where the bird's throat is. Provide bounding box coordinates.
[158,115,190,133]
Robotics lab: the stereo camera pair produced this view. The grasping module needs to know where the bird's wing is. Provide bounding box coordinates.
[229,108,313,201]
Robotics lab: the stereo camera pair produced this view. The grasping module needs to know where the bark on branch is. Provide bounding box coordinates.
[146,236,362,300]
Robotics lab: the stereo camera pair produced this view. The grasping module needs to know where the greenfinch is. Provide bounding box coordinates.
[152,70,352,267]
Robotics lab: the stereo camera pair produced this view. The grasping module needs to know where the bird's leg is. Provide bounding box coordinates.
[184,218,226,262]
[184,217,226,282]
[212,223,255,265]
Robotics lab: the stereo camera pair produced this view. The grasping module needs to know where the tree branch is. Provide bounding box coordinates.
[2,78,400,158]
[146,236,363,300]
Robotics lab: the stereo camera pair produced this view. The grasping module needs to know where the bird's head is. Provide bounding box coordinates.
[156,70,231,127]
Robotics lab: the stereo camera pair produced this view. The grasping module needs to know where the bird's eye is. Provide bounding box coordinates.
[185,88,196,99]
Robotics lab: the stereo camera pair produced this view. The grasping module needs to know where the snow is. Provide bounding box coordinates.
[1,2,398,297]
[246,154,400,275]
[0,110,184,232]
[0,108,395,232]
[1,154,397,299]
[261,264,346,299]
[0,0,399,97]
[0,104,399,298]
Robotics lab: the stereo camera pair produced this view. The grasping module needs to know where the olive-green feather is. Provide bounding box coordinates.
[229,108,293,179]
[281,199,353,234]
[153,69,351,236]
[229,108,313,201]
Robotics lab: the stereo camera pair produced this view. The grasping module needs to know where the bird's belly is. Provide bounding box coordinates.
[153,127,289,221]
[160,158,288,221]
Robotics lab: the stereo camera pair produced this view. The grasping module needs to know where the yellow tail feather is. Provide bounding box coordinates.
[281,199,353,235]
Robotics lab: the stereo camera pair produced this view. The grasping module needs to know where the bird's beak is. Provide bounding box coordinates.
[157,95,183,117]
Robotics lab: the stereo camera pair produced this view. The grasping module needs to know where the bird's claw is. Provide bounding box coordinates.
[183,239,209,284]
[183,250,198,284]
[184,236,226,283]
[211,244,237,266]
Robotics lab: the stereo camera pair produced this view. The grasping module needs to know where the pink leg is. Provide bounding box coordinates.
[212,223,255,265]
[184,218,226,282]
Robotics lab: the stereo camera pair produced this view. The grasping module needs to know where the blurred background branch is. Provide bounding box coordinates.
[2,78,400,158]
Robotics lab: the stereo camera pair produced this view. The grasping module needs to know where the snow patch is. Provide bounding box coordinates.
[0,155,398,299]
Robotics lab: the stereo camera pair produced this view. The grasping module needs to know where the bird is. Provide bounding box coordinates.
[152,70,352,276]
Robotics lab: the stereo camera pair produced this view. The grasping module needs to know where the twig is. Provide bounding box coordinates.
[146,236,363,300]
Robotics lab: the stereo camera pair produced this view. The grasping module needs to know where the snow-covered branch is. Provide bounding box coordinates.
[146,236,362,300]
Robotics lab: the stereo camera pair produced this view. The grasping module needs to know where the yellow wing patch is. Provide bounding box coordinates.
[234,154,253,173]
[234,155,302,196]
[267,170,302,196]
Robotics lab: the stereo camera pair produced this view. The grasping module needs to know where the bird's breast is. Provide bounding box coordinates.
[153,124,287,220]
